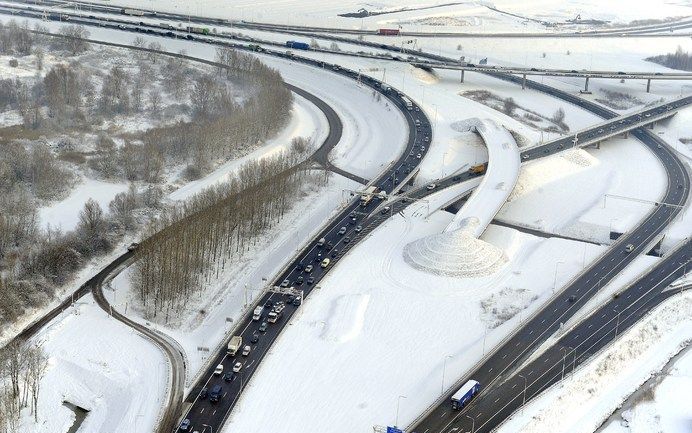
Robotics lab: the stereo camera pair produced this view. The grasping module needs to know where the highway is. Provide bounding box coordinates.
[2,5,689,433]
[8,0,692,39]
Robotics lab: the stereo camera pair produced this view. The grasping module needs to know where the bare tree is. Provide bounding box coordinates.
[58,25,90,55]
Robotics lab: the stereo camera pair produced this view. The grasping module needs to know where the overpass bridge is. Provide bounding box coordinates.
[411,61,692,93]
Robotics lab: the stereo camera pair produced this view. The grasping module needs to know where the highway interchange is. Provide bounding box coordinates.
[1,3,690,433]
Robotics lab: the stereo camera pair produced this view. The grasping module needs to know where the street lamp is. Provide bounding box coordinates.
[614,308,621,337]
[518,374,527,411]
[466,414,476,433]
[395,395,407,427]
[441,355,453,395]
[202,424,213,433]
[553,261,565,294]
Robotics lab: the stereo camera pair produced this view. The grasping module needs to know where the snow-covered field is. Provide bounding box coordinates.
[21,295,168,433]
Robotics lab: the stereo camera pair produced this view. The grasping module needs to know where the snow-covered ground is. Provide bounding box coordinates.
[21,295,168,433]
[496,292,692,433]
[600,343,692,433]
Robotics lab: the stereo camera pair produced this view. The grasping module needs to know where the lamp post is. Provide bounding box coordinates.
[518,374,527,412]
[441,355,453,395]
[466,414,476,433]
[395,395,407,427]
[553,261,565,294]
[614,308,621,337]
[202,424,213,433]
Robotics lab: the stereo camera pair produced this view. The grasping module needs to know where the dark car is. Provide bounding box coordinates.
[259,322,268,332]
[296,276,304,285]
[344,237,351,244]
[307,276,315,285]
[264,300,273,309]
[331,249,339,258]
[199,388,208,399]
[251,334,259,344]
[223,372,234,382]
[209,384,223,402]
[568,295,576,303]
[179,419,191,431]
[295,263,303,271]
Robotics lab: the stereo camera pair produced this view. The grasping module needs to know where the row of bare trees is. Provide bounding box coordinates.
[130,147,324,323]
[0,342,49,431]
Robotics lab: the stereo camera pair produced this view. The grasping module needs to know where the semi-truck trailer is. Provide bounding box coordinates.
[451,380,480,410]
[286,40,310,50]
[187,26,210,35]
[122,8,146,16]
[227,336,242,356]
[378,28,400,36]
[360,186,380,207]
[469,164,486,174]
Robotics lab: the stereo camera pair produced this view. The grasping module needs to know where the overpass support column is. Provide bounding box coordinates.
[584,76,589,92]
[460,69,465,83]
[646,78,651,93]
[522,74,526,90]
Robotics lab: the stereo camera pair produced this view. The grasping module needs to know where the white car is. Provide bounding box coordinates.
[214,364,223,375]
[427,183,436,190]
[233,362,243,372]
[242,345,251,356]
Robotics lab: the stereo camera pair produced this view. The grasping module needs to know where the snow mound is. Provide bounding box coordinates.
[508,149,598,202]
[450,117,484,133]
[402,227,508,277]
[319,294,370,343]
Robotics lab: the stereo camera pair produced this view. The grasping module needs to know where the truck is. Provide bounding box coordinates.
[451,380,480,410]
[401,96,413,111]
[267,304,285,323]
[227,336,242,356]
[122,8,145,16]
[469,164,486,174]
[286,40,310,51]
[252,305,264,321]
[186,26,210,35]
[378,28,400,36]
[360,186,380,207]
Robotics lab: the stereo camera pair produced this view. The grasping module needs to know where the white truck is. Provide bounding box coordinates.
[227,336,242,356]
[253,305,264,321]
[451,380,480,410]
[268,304,285,323]
[360,186,380,207]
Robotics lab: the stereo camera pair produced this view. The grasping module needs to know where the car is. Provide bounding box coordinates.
[657,144,662,149]
[453,175,462,181]
[214,364,223,376]
[416,153,422,159]
[624,244,634,253]
[280,279,290,288]
[179,419,191,431]
[223,372,234,382]
[307,276,315,285]
[326,241,333,249]
[199,388,208,399]
[304,264,314,273]
[251,333,259,344]
[424,136,430,142]
[242,345,251,356]
[420,146,426,151]
[259,321,268,332]
[350,211,356,218]
[331,249,339,258]
[598,128,604,133]
[522,154,529,159]
[127,242,140,251]
[567,295,576,303]
[321,258,331,268]
[613,292,621,299]
[233,362,243,372]
[293,296,302,306]
[355,225,363,233]
[209,384,223,402]
[296,276,304,285]
[338,227,347,235]
[295,263,303,271]
[264,300,273,309]
[350,217,357,225]
[427,183,436,190]
[381,206,391,215]
[344,237,351,244]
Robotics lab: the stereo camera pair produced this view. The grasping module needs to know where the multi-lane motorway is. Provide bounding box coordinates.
[2,4,690,433]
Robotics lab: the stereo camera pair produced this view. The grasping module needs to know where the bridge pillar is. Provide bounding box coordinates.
[649,120,655,129]
[460,69,465,83]
[646,78,651,93]
[584,76,589,92]
[622,131,628,139]
[522,74,526,89]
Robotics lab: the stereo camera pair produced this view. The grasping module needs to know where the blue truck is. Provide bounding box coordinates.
[451,380,480,410]
[286,40,310,50]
